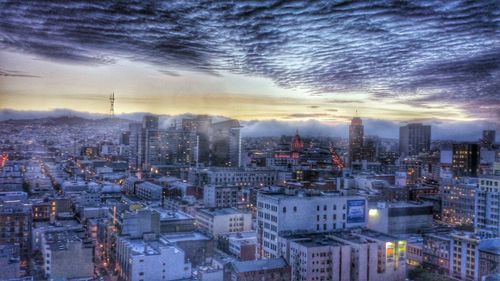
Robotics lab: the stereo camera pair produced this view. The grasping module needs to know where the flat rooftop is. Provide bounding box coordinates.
[161,231,212,243]
[296,238,345,248]
[152,207,194,221]
[232,257,288,273]
[197,207,247,217]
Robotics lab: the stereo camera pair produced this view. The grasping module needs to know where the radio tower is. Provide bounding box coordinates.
[109,92,115,117]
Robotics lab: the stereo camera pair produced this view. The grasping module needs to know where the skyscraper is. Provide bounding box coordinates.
[128,122,143,170]
[210,119,242,167]
[142,115,160,168]
[399,123,431,156]
[182,115,212,166]
[452,143,479,177]
[349,117,364,166]
[143,114,159,130]
[481,130,496,147]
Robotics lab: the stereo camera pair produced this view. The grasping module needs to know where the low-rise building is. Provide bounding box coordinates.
[257,189,367,258]
[203,185,241,208]
[227,257,291,281]
[0,244,21,280]
[41,229,94,280]
[478,238,500,281]
[135,181,163,201]
[367,201,434,234]
[423,231,482,281]
[196,207,252,236]
[115,236,192,281]
[161,231,214,267]
[280,229,407,281]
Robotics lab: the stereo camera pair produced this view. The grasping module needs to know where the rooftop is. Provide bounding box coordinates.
[161,231,212,243]
[197,207,247,217]
[232,257,289,273]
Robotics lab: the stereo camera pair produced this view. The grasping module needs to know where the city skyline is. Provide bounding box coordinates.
[1,1,499,126]
[1,2,500,280]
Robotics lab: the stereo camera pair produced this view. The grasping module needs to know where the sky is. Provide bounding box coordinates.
[0,0,499,138]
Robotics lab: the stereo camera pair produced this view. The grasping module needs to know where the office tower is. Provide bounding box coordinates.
[481,130,496,147]
[257,190,366,258]
[452,143,479,177]
[143,115,160,168]
[210,119,242,167]
[0,201,32,269]
[475,175,500,238]
[399,123,431,156]
[128,123,143,170]
[182,115,211,166]
[440,177,477,226]
[157,129,198,165]
[120,131,130,145]
[361,136,378,162]
[143,114,159,130]
[349,117,364,166]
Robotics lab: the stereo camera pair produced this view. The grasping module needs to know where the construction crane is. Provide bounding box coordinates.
[329,142,345,169]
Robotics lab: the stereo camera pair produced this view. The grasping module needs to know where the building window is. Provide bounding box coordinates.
[283,207,286,213]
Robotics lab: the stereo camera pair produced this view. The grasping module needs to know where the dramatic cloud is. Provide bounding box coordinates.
[0,0,498,119]
[0,68,39,78]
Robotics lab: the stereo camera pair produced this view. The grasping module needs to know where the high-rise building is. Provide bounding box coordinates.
[481,130,496,147]
[182,115,212,166]
[452,143,479,177]
[120,131,130,145]
[143,114,159,130]
[361,136,378,162]
[210,119,242,167]
[143,115,160,168]
[157,129,198,165]
[349,117,364,166]
[128,122,143,170]
[399,123,431,156]
[475,175,500,238]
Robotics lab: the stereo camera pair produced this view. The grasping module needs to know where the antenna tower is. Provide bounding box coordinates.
[109,92,115,117]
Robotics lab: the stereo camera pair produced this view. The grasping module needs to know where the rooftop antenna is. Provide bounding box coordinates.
[109,92,115,117]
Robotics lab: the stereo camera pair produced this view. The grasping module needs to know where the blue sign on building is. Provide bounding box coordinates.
[347,199,366,223]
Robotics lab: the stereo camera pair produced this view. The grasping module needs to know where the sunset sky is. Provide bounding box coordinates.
[0,1,499,127]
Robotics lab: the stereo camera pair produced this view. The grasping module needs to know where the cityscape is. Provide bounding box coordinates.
[1,1,499,281]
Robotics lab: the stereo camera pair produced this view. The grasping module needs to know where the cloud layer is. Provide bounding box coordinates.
[0,108,497,141]
[0,0,499,119]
